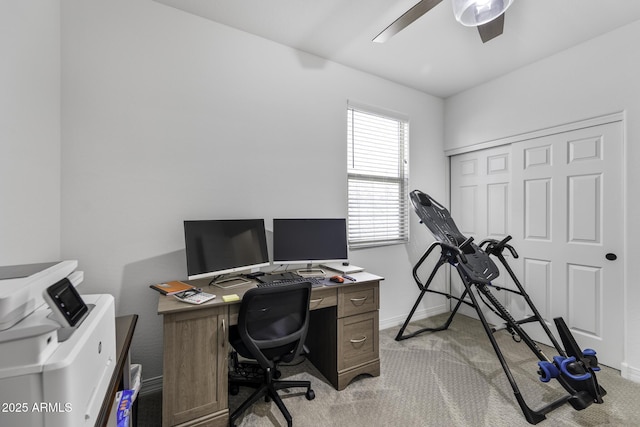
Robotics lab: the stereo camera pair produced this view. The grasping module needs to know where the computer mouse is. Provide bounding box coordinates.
[330,275,344,283]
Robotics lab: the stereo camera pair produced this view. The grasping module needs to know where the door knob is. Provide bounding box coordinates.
[605,253,617,261]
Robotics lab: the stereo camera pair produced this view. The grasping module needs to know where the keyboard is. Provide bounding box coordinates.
[257,272,299,282]
[256,277,324,288]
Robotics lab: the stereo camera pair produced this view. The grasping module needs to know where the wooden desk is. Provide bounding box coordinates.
[157,272,383,427]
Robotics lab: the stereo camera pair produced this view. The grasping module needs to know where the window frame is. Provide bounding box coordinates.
[347,102,410,249]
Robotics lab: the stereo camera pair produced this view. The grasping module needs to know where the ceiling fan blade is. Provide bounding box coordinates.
[373,0,443,43]
[477,13,505,43]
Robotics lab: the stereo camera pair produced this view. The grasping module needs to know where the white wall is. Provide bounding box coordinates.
[444,20,640,381]
[60,0,446,379]
[0,1,61,265]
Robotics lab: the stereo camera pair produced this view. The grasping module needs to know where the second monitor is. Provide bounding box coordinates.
[273,218,348,276]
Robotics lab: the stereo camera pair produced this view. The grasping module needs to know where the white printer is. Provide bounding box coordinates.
[0,261,116,427]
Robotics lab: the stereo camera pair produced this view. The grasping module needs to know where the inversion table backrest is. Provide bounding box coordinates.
[410,190,499,284]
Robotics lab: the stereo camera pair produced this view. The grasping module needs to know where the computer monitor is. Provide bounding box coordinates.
[273,218,348,276]
[184,219,269,287]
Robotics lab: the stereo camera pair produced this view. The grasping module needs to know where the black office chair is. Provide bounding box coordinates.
[228,281,315,427]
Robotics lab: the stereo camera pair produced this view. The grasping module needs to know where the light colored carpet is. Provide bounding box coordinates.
[138,313,640,426]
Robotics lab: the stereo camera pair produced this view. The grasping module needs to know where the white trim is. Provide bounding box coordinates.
[445,111,624,156]
[139,375,163,397]
[379,305,448,331]
[621,109,630,378]
[621,362,640,383]
[347,99,410,122]
[347,105,410,247]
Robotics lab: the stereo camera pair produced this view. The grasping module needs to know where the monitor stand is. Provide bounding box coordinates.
[210,275,251,289]
[296,264,325,277]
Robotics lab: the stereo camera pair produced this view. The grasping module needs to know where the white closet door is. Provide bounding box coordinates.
[449,120,624,369]
[450,145,513,323]
[511,121,624,369]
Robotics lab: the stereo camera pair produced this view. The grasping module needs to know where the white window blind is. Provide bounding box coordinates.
[347,105,409,248]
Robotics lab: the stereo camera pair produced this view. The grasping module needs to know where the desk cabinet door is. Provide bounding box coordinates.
[163,307,228,426]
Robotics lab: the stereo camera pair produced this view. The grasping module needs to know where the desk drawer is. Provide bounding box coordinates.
[338,310,379,371]
[309,287,337,310]
[338,282,379,318]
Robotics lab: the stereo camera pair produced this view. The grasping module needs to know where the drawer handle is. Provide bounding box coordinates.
[221,318,226,349]
[310,298,323,304]
[350,296,368,305]
[350,336,367,344]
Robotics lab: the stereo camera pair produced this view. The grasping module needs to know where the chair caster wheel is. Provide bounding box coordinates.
[273,369,282,379]
[230,384,239,395]
[306,389,315,400]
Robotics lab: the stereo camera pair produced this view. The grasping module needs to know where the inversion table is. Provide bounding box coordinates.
[396,190,606,424]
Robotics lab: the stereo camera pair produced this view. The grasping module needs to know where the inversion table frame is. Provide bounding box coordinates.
[396,190,606,424]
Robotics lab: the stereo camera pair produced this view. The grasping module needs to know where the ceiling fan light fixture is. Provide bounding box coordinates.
[452,0,514,27]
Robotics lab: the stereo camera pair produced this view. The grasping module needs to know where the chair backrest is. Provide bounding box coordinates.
[237,281,312,369]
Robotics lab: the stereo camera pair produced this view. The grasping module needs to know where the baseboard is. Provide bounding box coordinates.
[379,304,448,330]
[621,362,640,383]
[139,375,163,397]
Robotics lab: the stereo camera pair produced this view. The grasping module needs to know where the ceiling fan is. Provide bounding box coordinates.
[373,0,514,44]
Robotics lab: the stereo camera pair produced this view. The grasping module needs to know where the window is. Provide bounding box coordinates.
[347,104,409,248]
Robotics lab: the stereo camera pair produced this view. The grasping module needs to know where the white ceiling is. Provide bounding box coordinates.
[154,0,640,98]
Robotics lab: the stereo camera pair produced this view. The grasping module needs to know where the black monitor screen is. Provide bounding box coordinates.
[273,218,348,264]
[184,219,269,280]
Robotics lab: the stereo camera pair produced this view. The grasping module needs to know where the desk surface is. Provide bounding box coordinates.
[157,270,384,315]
